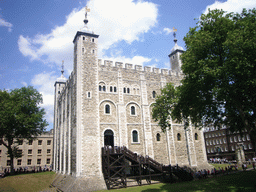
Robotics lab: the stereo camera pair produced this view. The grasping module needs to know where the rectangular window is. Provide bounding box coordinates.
[38,140,42,145]
[17,159,22,165]
[46,158,51,164]
[28,149,32,154]
[37,159,41,165]
[7,160,11,166]
[27,159,31,165]
[38,149,42,154]
[0,150,1,155]
[47,149,51,154]
[18,140,23,145]
[29,140,33,145]
[17,150,22,156]
[47,140,51,145]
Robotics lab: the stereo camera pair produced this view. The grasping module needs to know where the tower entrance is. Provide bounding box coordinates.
[104,130,114,147]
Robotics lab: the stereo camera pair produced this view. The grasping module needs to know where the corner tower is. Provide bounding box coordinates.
[72,6,107,191]
[53,62,67,173]
[168,28,184,72]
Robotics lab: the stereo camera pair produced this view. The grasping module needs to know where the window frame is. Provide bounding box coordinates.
[177,133,181,141]
[156,133,161,141]
[132,130,139,143]
[195,133,198,140]
[152,91,156,98]
[130,105,136,116]
[105,104,111,115]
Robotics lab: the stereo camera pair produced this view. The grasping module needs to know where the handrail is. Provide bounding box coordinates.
[102,146,163,171]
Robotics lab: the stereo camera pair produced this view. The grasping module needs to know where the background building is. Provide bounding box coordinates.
[204,126,255,161]
[0,130,53,171]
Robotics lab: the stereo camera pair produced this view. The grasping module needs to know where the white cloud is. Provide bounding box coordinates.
[163,28,173,35]
[102,55,152,67]
[0,17,13,32]
[21,82,27,87]
[31,72,58,125]
[18,0,158,74]
[203,0,256,14]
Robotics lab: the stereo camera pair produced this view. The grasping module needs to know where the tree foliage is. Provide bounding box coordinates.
[153,8,256,137]
[0,86,48,172]
[152,83,178,131]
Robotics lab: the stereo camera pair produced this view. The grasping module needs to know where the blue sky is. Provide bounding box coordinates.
[0,0,255,130]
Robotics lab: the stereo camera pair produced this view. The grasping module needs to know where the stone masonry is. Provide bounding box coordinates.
[53,17,211,192]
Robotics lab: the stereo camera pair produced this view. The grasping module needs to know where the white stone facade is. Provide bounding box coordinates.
[53,30,210,191]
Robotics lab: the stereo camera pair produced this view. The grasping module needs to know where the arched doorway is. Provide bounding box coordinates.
[104,129,114,147]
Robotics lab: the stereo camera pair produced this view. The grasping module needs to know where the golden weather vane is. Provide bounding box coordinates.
[85,6,90,19]
[173,27,177,38]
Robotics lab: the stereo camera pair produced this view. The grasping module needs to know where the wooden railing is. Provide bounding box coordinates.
[102,146,163,172]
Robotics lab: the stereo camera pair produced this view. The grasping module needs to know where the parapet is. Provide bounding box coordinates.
[97,59,182,76]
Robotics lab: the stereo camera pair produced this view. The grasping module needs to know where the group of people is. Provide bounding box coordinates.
[208,158,228,164]
[192,163,255,180]
[1,165,52,177]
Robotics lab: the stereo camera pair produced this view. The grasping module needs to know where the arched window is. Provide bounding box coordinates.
[127,88,130,94]
[177,133,181,141]
[131,106,135,115]
[92,38,94,42]
[99,85,102,91]
[195,133,198,140]
[105,104,110,114]
[132,130,138,143]
[114,87,117,92]
[156,133,161,141]
[124,88,126,93]
[110,86,113,92]
[152,91,156,98]
[103,86,106,92]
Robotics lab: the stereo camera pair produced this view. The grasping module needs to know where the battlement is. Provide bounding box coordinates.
[98,59,182,76]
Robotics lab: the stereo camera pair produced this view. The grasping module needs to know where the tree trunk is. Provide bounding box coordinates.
[7,146,14,174]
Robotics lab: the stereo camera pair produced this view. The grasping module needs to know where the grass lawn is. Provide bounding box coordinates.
[98,170,256,192]
[0,171,56,192]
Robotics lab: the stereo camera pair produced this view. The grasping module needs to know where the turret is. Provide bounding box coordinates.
[168,28,184,72]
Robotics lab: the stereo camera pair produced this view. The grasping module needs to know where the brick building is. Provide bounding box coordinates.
[204,126,255,161]
[0,130,53,171]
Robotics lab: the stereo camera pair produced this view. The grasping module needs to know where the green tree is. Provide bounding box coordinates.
[0,86,48,173]
[153,8,256,150]
[152,83,178,131]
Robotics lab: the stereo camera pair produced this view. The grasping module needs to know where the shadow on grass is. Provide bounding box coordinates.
[140,170,256,192]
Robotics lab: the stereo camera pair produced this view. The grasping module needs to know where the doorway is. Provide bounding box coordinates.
[104,129,114,147]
